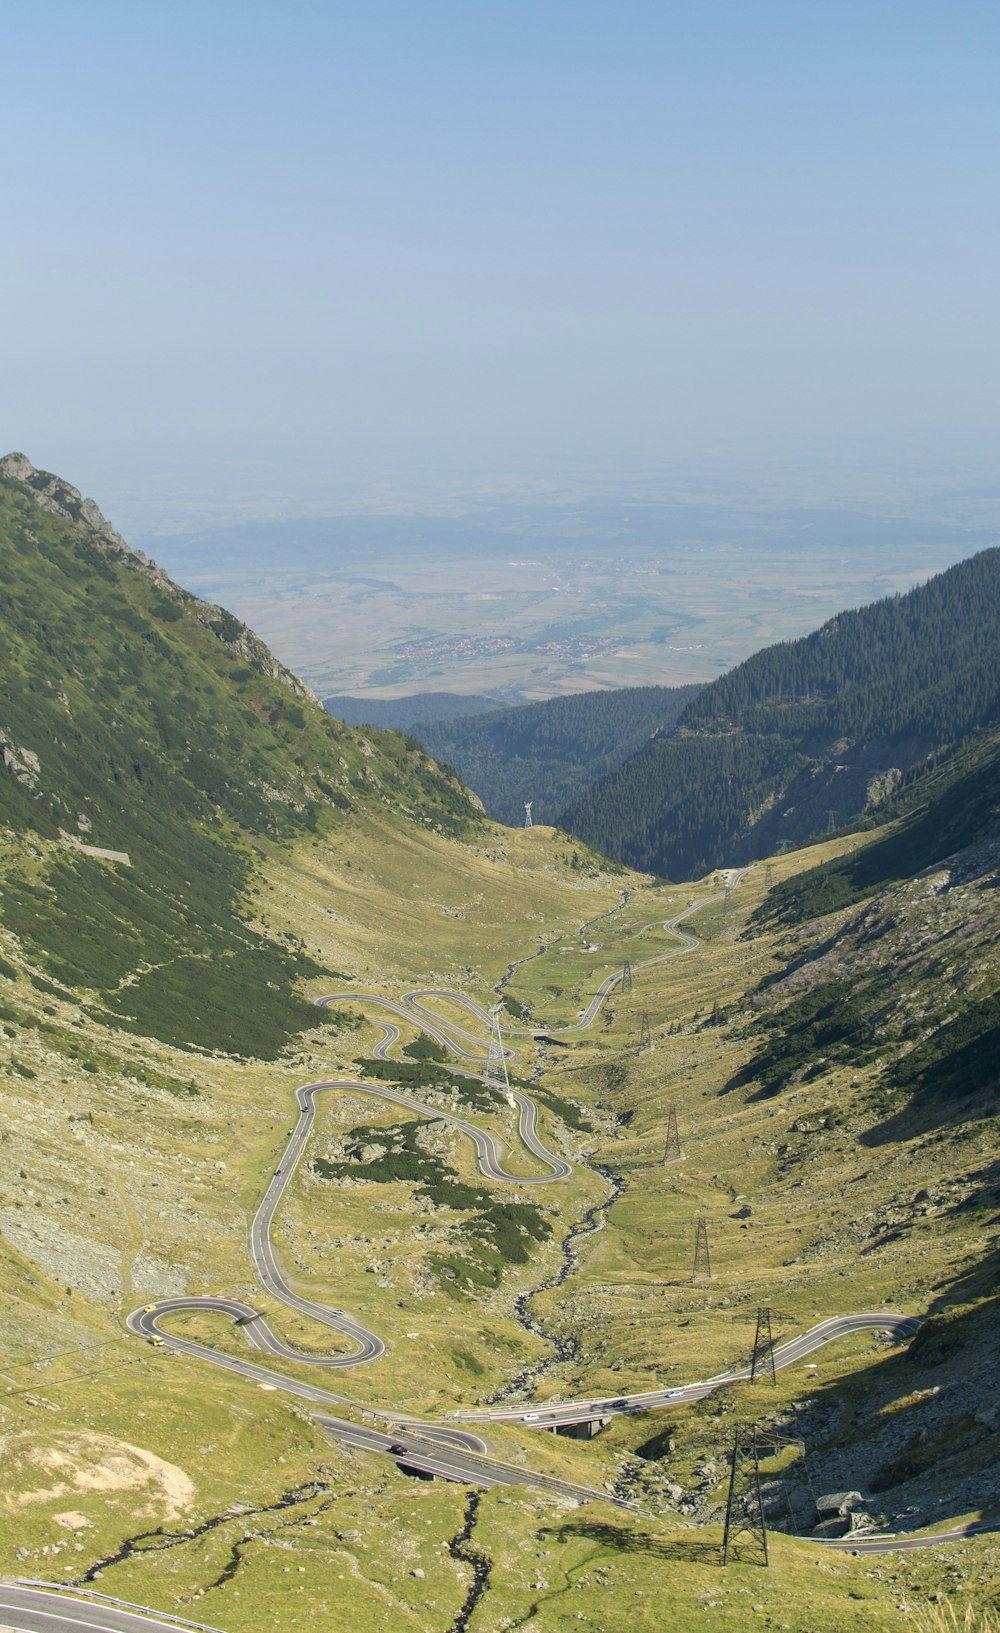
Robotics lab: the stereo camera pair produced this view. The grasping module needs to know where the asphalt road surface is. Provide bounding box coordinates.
[457,1312,923,1426]
[117,865,984,1562]
[0,1584,225,1633]
[317,881,745,1045]
[310,1416,626,1505]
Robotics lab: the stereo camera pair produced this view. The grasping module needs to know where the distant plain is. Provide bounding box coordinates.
[140,493,994,702]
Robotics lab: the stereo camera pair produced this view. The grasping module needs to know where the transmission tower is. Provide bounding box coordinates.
[692,1217,712,1280]
[825,809,838,835]
[724,882,733,917]
[763,862,774,889]
[775,838,793,853]
[750,1307,777,1385]
[638,1010,652,1051]
[621,960,633,994]
[483,1004,515,1106]
[524,801,533,828]
[722,1426,769,1566]
[663,1104,681,1163]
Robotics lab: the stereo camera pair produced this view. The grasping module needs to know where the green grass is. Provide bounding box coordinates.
[312,1118,551,1290]
[353,1054,503,1112]
[0,472,483,1057]
[401,1031,449,1062]
[3,474,1000,1633]
[2,830,998,1630]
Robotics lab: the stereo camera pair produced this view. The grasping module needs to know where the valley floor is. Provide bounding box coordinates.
[2,822,998,1633]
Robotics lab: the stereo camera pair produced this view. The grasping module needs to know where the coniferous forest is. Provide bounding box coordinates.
[557,548,1000,878]
[407,683,702,827]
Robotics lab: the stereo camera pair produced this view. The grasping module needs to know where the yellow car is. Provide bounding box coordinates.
[144,1304,157,1312]
[148,1336,164,1347]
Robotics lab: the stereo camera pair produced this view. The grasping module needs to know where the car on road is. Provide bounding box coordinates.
[609,1398,630,1409]
[666,1388,684,1399]
[523,1412,541,1422]
[148,1336,163,1346]
[144,1304,157,1312]
[388,1442,408,1455]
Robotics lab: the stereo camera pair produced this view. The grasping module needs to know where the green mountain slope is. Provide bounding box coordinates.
[2,458,998,1623]
[0,453,481,1055]
[754,721,1000,927]
[730,750,1000,1144]
[406,683,702,827]
[559,548,1000,877]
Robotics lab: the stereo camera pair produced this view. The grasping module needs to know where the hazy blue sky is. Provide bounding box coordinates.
[2,1,998,526]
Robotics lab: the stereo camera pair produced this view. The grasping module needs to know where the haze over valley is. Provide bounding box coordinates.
[3,4,999,1632]
[1,451,998,1633]
[141,488,996,705]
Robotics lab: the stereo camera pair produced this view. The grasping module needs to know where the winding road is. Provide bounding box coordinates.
[314,879,743,1053]
[6,873,975,1631]
[127,882,735,1396]
[120,873,947,1504]
[127,1063,571,1377]
[0,1585,228,1633]
[457,1312,923,1427]
[122,873,945,1508]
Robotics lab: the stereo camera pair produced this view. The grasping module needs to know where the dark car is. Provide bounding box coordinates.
[388,1441,408,1455]
[609,1398,630,1409]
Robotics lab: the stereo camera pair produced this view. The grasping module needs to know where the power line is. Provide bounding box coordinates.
[692,1217,712,1280]
[663,1105,681,1163]
[483,1004,514,1106]
[750,1306,776,1385]
[722,1425,769,1566]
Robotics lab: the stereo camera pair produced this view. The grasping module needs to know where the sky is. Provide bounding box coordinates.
[2,1,998,529]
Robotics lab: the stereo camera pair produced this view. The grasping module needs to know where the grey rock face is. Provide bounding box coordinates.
[815,1490,865,1518]
[0,451,132,556]
[0,451,316,701]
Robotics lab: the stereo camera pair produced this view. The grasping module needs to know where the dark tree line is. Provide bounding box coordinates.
[409,683,702,827]
[558,548,1000,879]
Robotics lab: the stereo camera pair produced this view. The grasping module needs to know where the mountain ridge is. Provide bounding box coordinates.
[0,451,319,702]
[2,457,998,1631]
[404,682,703,827]
[0,453,483,1055]
[559,547,1000,877]
[324,690,504,728]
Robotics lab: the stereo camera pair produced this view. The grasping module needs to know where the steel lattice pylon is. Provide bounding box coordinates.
[484,1004,515,1106]
[722,1426,769,1566]
[692,1217,712,1279]
[663,1104,681,1163]
[750,1307,777,1385]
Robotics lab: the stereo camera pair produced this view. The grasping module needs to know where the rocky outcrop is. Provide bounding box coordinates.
[183,600,317,702]
[1,451,150,565]
[1,735,41,789]
[0,453,316,702]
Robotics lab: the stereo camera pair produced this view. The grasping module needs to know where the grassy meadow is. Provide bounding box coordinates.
[2,819,998,1630]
